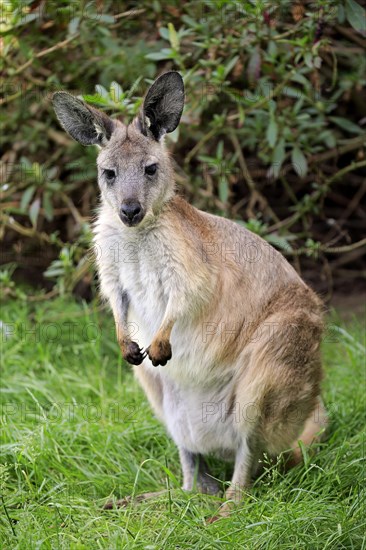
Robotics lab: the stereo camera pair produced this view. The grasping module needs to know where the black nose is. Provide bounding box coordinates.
[120,201,142,225]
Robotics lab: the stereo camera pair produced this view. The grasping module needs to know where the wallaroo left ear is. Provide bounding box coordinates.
[138,71,185,141]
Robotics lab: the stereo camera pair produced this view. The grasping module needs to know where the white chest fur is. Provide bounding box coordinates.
[94,209,253,453]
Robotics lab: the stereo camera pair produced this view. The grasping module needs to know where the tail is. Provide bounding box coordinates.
[288,396,328,467]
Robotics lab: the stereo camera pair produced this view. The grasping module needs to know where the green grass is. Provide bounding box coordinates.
[1,297,365,549]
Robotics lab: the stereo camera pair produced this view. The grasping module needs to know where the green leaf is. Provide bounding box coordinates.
[17,13,39,27]
[314,56,322,69]
[271,138,285,178]
[318,130,336,148]
[110,81,123,103]
[20,185,35,212]
[298,440,310,468]
[42,192,54,222]
[44,265,65,278]
[266,118,278,148]
[219,177,229,204]
[159,27,170,41]
[224,55,239,78]
[168,22,179,50]
[345,0,366,34]
[145,49,174,61]
[304,51,313,68]
[82,94,109,106]
[95,85,109,99]
[338,4,346,23]
[29,198,41,227]
[329,116,363,134]
[265,234,293,252]
[98,14,116,24]
[291,146,308,177]
[216,140,224,160]
[247,47,261,87]
[267,40,277,58]
[67,17,80,37]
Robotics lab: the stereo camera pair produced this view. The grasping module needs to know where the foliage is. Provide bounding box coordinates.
[1,0,366,298]
[0,297,365,547]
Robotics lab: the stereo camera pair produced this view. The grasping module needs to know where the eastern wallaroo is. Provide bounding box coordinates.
[52,71,328,519]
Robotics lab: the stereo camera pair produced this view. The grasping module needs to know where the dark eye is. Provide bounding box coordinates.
[103,169,116,184]
[145,163,157,176]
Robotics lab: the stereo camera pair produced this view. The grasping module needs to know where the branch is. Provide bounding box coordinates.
[268,159,366,232]
[322,237,366,254]
[334,24,366,49]
[284,237,366,258]
[0,212,63,245]
[229,132,280,222]
[13,34,80,75]
[275,135,366,180]
[309,134,366,166]
[185,128,216,165]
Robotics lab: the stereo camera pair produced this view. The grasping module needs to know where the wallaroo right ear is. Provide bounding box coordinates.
[52,92,115,146]
[138,71,185,141]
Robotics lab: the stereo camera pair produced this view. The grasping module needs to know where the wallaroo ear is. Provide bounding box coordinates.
[52,92,115,146]
[139,71,184,141]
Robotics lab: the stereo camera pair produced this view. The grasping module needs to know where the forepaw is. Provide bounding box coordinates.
[122,341,147,365]
[146,340,172,366]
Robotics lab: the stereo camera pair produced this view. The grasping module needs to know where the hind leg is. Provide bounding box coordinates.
[209,304,324,521]
[104,447,220,510]
[207,438,258,522]
[286,396,328,468]
[179,447,220,495]
[244,303,324,456]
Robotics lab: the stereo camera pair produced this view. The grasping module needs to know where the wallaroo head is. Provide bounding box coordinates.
[52,72,184,227]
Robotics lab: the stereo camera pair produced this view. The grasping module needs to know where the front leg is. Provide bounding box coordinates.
[146,317,174,366]
[145,261,212,367]
[114,290,146,366]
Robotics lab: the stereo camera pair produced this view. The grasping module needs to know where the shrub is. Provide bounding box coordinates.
[1,0,365,300]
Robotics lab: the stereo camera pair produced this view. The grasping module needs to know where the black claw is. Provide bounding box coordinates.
[123,341,146,366]
[127,355,142,366]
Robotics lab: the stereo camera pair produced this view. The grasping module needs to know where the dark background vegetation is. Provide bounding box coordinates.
[1,0,366,303]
